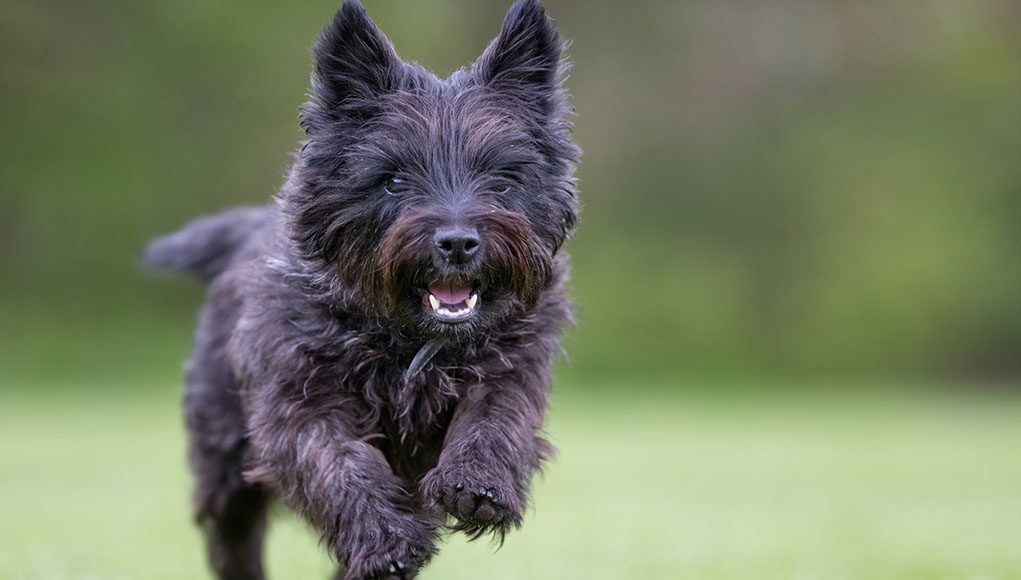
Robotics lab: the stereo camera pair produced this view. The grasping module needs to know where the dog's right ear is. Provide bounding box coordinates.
[302,0,403,131]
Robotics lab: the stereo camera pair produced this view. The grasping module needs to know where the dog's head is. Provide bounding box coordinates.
[284,0,578,337]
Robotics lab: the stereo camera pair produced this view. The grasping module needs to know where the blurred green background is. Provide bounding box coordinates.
[3,0,1021,385]
[2,1,1021,578]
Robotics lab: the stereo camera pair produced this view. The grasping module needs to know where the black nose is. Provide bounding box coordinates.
[434,227,481,264]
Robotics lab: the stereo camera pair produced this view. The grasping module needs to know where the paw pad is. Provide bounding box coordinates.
[443,483,507,526]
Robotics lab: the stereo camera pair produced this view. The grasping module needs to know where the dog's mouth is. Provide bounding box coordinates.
[421,274,481,323]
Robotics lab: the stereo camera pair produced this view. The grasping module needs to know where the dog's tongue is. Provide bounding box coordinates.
[429,280,473,304]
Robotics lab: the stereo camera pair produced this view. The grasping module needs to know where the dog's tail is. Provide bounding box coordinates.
[142,206,269,281]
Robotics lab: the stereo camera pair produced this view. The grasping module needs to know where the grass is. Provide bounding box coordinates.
[1,381,1020,579]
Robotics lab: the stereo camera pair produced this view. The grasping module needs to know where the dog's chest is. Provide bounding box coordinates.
[336,356,466,479]
[374,400,456,482]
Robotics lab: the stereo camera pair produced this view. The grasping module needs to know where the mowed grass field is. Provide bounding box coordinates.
[1,381,1020,579]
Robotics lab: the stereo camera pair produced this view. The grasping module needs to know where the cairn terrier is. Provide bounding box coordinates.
[146,1,579,578]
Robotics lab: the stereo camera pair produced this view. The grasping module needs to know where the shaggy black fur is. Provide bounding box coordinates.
[145,1,578,578]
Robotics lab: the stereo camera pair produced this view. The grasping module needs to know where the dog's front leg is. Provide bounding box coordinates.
[246,397,437,580]
[421,380,552,539]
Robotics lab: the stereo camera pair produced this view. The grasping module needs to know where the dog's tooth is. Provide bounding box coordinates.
[467,293,478,310]
[428,294,440,312]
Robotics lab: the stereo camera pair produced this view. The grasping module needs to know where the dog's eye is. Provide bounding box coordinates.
[383,176,406,195]
[494,183,512,194]
[383,176,408,195]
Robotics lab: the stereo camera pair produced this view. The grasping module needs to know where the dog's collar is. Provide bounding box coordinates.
[404,339,444,382]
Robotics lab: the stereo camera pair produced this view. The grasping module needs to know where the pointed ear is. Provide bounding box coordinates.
[304,0,403,129]
[473,0,564,114]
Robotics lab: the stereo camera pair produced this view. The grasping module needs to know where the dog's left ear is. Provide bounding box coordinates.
[303,0,403,130]
[473,0,564,117]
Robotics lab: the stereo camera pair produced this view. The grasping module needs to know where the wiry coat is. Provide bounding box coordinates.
[145,1,579,579]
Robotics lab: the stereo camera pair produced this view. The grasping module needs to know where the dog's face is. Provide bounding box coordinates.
[286,0,578,338]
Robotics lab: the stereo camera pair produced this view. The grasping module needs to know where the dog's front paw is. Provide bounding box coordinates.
[343,516,435,580]
[421,470,522,539]
[448,483,512,524]
[349,544,425,580]
[362,556,414,580]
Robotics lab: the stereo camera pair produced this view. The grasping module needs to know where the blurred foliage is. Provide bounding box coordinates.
[2,0,1021,386]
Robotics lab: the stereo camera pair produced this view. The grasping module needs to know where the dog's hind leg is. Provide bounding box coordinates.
[199,481,269,580]
[187,370,270,580]
[180,274,275,580]
[186,305,270,580]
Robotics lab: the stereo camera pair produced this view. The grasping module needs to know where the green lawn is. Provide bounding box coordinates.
[2,382,1020,579]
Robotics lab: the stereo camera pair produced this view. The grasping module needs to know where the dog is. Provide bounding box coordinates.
[145,1,578,578]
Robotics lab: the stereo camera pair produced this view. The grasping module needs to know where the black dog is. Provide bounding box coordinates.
[145,1,578,578]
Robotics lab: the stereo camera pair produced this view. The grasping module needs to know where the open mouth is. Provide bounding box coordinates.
[422,274,480,322]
